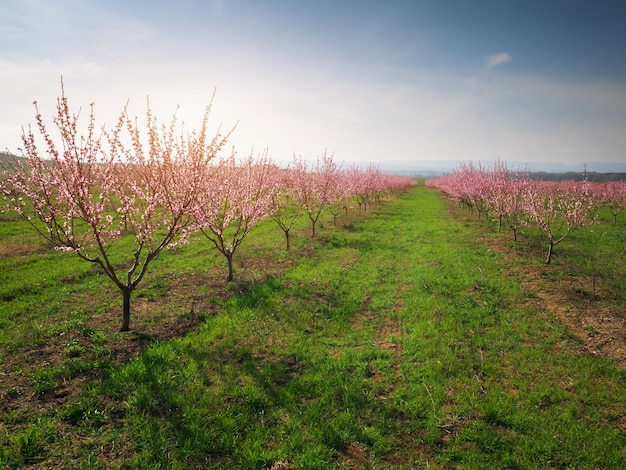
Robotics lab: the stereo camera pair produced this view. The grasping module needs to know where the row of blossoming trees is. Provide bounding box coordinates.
[0,88,415,331]
[426,160,626,265]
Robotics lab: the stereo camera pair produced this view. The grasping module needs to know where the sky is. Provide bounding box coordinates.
[1,0,626,170]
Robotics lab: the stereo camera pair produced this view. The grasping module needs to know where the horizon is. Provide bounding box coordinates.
[3,149,625,177]
[1,1,625,167]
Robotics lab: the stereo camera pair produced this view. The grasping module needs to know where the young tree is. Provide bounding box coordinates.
[523,180,597,264]
[502,169,531,242]
[427,162,481,213]
[327,171,352,226]
[481,159,510,232]
[345,163,379,215]
[597,181,626,225]
[0,84,232,331]
[292,152,339,237]
[193,151,277,281]
[459,161,492,220]
[271,166,302,251]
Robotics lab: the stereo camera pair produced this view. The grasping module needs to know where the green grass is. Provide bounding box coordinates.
[1,186,626,468]
[487,205,626,299]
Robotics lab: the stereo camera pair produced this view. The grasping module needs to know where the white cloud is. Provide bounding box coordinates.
[485,52,512,67]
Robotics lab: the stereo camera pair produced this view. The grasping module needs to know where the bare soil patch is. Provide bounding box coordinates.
[1,253,291,424]
[513,261,626,368]
[452,207,626,370]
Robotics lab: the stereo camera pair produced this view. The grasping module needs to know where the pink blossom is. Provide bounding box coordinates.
[0,83,232,330]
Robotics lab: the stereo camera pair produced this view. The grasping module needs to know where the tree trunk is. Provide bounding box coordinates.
[546,241,554,264]
[120,286,132,332]
[226,252,234,282]
[284,228,291,252]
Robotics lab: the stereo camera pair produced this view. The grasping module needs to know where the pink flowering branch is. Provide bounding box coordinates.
[0,83,232,331]
[193,150,278,281]
[597,181,626,225]
[271,166,302,252]
[291,151,340,237]
[522,180,597,264]
[427,160,599,264]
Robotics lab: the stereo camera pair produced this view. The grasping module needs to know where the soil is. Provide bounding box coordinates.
[0,254,291,422]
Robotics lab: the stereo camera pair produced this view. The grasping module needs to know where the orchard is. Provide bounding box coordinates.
[427,159,625,264]
[3,92,626,470]
[0,86,416,331]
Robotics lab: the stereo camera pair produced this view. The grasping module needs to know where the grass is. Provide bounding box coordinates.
[1,186,626,468]
[488,205,626,299]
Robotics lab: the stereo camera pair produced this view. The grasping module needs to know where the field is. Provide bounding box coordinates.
[1,184,626,469]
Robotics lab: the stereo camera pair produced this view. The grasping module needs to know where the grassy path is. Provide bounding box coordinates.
[5,186,626,469]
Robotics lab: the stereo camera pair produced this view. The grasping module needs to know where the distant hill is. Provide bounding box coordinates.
[527,171,626,182]
[0,151,27,170]
[0,151,15,162]
[3,151,625,181]
[378,159,626,180]
[522,161,626,174]
[1,151,16,166]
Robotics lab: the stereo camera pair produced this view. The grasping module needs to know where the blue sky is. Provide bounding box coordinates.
[1,0,625,169]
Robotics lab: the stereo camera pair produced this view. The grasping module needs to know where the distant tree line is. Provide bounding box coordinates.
[528,171,626,182]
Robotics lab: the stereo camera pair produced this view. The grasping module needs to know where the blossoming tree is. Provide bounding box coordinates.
[271,166,302,251]
[0,85,232,331]
[193,151,278,281]
[292,152,339,237]
[523,180,597,264]
[597,181,626,225]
